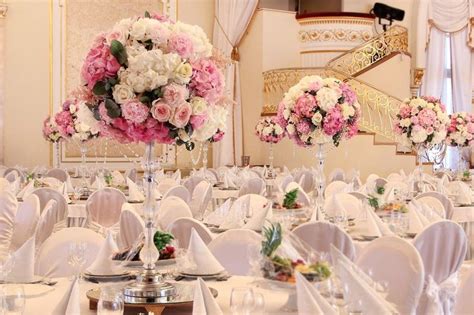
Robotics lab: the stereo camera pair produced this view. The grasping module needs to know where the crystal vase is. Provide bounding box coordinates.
[314,143,326,220]
[54,142,61,168]
[415,145,427,193]
[457,146,467,176]
[123,142,176,302]
[202,142,209,170]
[268,143,275,179]
[78,142,89,192]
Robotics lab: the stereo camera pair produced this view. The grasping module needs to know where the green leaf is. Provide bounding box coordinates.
[261,223,282,257]
[144,11,151,18]
[376,186,385,195]
[283,188,298,209]
[110,40,128,66]
[153,230,174,250]
[140,95,151,104]
[367,195,379,209]
[92,81,107,96]
[104,98,121,118]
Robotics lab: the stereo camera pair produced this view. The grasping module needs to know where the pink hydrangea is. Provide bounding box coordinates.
[276,102,288,128]
[399,105,412,119]
[296,120,311,134]
[190,114,207,130]
[168,33,194,59]
[99,102,113,123]
[340,82,357,104]
[121,100,149,124]
[55,110,74,137]
[81,36,120,89]
[417,108,436,127]
[162,83,189,107]
[323,107,344,136]
[189,58,224,104]
[294,94,316,118]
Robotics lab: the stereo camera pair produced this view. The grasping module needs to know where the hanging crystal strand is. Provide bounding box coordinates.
[190,142,203,166]
[416,145,425,193]
[268,143,274,178]
[314,144,326,220]
[202,142,209,170]
[55,142,61,168]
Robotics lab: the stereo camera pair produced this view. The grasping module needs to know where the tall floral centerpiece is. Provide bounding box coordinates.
[80,12,226,299]
[42,116,64,167]
[277,75,360,212]
[446,112,474,173]
[393,97,449,191]
[255,116,285,178]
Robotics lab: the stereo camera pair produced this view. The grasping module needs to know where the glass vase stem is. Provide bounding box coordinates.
[315,144,326,218]
[269,143,274,178]
[79,143,88,188]
[202,142,208,170]
[55,142,61,168]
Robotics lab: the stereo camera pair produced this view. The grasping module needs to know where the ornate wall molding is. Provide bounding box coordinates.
[299,29,372,43]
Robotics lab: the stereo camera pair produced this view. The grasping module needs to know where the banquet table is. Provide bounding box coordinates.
[19,263,474,314]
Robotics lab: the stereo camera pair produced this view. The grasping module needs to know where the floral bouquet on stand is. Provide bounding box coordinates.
[255,116,285,178]
[446,112,474,174]
[42,116,63,168]
[393,97,449,191]
[276,75,360,216]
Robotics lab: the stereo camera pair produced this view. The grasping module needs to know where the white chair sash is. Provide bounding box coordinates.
[424,273,459,315]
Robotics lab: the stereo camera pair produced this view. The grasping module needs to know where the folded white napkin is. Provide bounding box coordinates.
[185,229,225,275]
[204,199,232,226]
[383,187,396,203]
[354,206,382,237]
[399,169,407,179]
[298,174,306,188]
[242,202,271,231]
[60,183,72,204]
[172,169,181,183]
[52,278,80,315]
[127,177,144,202]
[86,231,120,275]
[66,175,75,194]
[283,166,290,175]
[324,194,346,218]
[17,180,35,199]
[111,170,125,186]
[335,259,396,315]
[7,237,35,282]
[419,202,442,223]
[454,181,473,205]
[411,201,431,226]
[192,278,223,315]
[222,172,237,189]
[296,272,337,315]
[91,176,106,190]
[368,208,394,236]
[407,202,426,234]
[219,195,250,229]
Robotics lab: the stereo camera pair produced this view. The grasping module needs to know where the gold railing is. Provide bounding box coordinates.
[326,25,409,77]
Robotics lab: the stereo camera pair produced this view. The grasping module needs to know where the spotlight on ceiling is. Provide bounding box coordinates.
[371,2,405,31]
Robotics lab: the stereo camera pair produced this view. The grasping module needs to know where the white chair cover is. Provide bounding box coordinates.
[156,178,178,195]
[10,194,40,251]
[238,177,266,197]
[35,227,104,278]
[386,173,404,182]
[31,187,68,220]
[453,266,474,315]
[183,176,205,195]
[4,170,18,183]
[34,200,59,248]
[324,180,348,198]
[162,185,191,204]
[0,190,18,253]
[414,221,468,315]
[366,173,379,183]
[118,204,145,250]
[328,168,345,183]
[45,168,69,182]
[416,196,446,219]
[276,174,294,193]
[356,236,425,315]
[41,177,63,189]
[124,168,137,183]
[157,196,193,230]
[292,221,356,262]
[294,170,314,193]
[324,193,361,220]
[189,181,212,220]
[416,191,455,219]
[86,188,126,228]
[167,217,214,249]
[0,177,10,192]
[208,229,261,276]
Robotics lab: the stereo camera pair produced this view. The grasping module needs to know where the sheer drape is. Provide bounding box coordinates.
[0,16,4,165]
[212,0,258,166]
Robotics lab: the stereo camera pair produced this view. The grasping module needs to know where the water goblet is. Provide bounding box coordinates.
[252,292,265,314]
[1,285,25,315]
[230,287,254,315]
[0,253,15,282]
[97,286,124,315]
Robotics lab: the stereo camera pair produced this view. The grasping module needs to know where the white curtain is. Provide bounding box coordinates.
[212,0,258,167]
[0,16,4,165]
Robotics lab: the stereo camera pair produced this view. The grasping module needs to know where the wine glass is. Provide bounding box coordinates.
[68,242,87,280]
[246,245,262,278]
[1,285,25,315]
[252,292,265,314]
[347,299,364,315]
[230,287,254,315]
[97,286,124,315]
[0,253,15,282]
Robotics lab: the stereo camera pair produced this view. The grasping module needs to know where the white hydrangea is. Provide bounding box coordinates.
[172,21,212,60]
[411,128,428,143]
[316,87,339,112]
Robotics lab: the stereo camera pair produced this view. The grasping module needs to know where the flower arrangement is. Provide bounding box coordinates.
[255,117,285,144]
[380,201,409,213]
[113,230,176,261]
[54,91,101,142]
[80,11,227,149]
[42,116,63,143]
[276,75,360,147]
[446,112,474,147]
[393,96,449,149]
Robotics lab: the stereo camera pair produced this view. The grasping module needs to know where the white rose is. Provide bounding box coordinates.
[316,87,339,112]
[256,124,264,133]
[190,97,208,115]
[173,62,193,85]
[286,124,296,135]
[399,118,411,128]
[283,109,290,120]
[112,84,135,104]
[411,128,428,143]
[432,130,447,144]
[312,112,323,125]
[75,102,100,135]
[263,126,272,136]
[129,73,148,93]
[69,104,77,114]
[274,124,283,134]
[130,19,148,41]
[75,122,90,133]
[341,104,355,119]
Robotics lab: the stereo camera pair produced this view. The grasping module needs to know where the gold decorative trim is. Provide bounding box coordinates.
[300,49,349,54]
[413,68,424,87]
[299,29,372,43]
[298,17,374,26]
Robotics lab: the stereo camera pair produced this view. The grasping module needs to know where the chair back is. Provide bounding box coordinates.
[118,204,145,250]
[416,191,454,219]
[45,168,69,182]
[34,200,59,248]
[157,196,193,230]
[167,217,214,249]
[0,191,18,252]
[189,181,212,219]
[31,187,67,220]
[86,188,126,228]
[162,185,190,204]
[11,194,40,250]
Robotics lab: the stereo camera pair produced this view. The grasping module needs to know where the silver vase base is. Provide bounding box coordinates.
[123,269,176,303]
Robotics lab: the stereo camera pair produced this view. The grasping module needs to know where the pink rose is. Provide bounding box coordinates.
[294,94,316,118]
[99,102,113,123]
[467,123,474,134]
[162,83,189,107]
[151,101,172,122]
[189,58,224,104]
[171,102,192,128]
[168,33,194,59]
[212,130,225,142]
[121,100,149,124]
[190,114,207,130]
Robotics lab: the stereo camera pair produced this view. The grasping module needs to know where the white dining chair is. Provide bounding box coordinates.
[366,173,379,183]
[238,177,266,197]
[157,196,193,230]
[183,176,205,195]
[118,204,145,250]
[413,221,468,315]
[86,187,126,229]
[229,194,268,216]
[294,170,314,193]
[10,194,40,251]
[416,191,454,219]
[167,217,214,249]
[35,227,104,278]
[356,236,425,315]
[328,168,345,183]
[4,170,19,183]
[324,193,361,220]
[31,187,68,220]
[324,180,348,198]
[189,181,212,220]
[386,173,404,182]
[208,229,261,276]
[34,200,59,249]
[162,185,191,204]
[0,190,18,253]
[45,168,69,182]
[292,221,356,262]
[415,195,446,219]
[156,178,178,196]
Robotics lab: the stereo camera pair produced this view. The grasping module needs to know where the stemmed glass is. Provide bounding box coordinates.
[230,287,255,315]
[68,242,86,280]
[246,245,262,279]
[97,286,124,315]
[0,253,15,282]
[1,285,25,315]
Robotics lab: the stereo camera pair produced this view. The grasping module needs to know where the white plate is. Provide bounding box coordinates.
[114,258,176,267]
